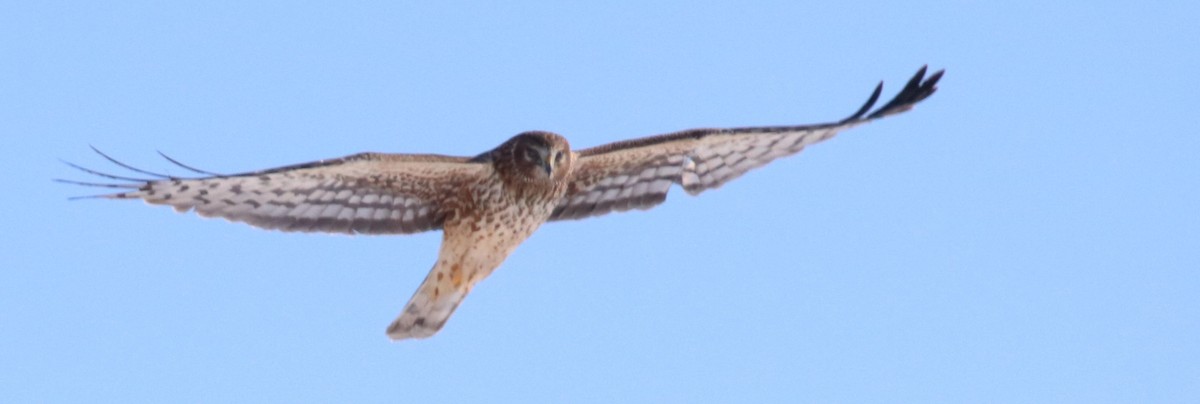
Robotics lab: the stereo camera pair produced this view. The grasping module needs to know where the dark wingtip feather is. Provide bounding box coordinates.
[840,82,884,124]
[66,193,126,201]
[57,147,188,200]
[58,159,152,183]
[914,69,945,103]
[863,65,943,120]
[52,178,140,189]
[157,150,226,177]
[53,178,137,200]
[88,145,176,179]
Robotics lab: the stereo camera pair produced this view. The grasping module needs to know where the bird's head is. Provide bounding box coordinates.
[503,131,573,183]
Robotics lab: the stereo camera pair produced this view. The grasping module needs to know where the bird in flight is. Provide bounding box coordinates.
[61,66,943,340]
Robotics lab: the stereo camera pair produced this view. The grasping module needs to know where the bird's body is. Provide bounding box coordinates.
[61,67,943,340]
[388,132,573,339]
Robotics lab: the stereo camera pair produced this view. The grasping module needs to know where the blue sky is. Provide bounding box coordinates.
[3,1,1198,402]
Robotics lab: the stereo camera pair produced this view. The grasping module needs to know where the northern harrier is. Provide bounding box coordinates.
[61,66,943,340]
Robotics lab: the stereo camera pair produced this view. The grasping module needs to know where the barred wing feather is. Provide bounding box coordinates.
[550,66,942,221]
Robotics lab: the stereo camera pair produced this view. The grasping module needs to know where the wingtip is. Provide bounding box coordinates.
[928,68,945,82]
[58,158,151,182]
[839,81,885,124]
[157,150,225,176]
[87,147,178,179]
[860,65,944,120]
[922,69,945,98]
[914,64,929,79]
[65,193,123,201]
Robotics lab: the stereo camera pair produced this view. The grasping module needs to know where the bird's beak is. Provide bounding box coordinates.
[541,160,553,176]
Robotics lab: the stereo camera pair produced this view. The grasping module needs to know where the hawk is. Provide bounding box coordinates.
[61,66,943,340]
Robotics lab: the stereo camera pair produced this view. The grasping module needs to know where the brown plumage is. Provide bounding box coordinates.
[59,66,943,340]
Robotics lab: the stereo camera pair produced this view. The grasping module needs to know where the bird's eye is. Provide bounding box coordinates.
[554,151,563,163]
[524,149,538,161]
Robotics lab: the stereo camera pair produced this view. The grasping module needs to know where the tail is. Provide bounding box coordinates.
[386,264,471,340]
[386,221,528,340]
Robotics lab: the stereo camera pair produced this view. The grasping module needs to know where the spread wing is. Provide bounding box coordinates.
[59,150,489,235]
[549,66,943,221]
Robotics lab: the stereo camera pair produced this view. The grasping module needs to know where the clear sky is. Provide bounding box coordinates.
[3,1,1198,402]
